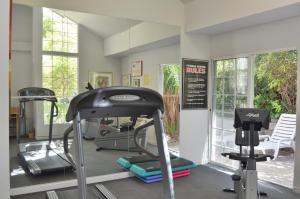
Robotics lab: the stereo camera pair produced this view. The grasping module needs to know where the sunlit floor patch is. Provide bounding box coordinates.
[11,166,25,176]
[257,154,294,188]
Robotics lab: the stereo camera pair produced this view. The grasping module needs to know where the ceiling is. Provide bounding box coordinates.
[54,9,140,38]
[179,0,195,4]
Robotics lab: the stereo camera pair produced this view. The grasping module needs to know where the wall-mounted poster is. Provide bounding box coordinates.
[182,58,209,109]
[89,72,113,88]
[131,60,143,77]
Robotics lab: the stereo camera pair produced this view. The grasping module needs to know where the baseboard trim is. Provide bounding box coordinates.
[10,172,133,196]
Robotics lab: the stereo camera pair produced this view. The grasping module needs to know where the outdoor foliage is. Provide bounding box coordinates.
[254,50,297,119]
[42,8,78,124]
[162,64,180,139]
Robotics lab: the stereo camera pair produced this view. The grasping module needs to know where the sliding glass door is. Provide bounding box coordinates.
[210,57,250,168]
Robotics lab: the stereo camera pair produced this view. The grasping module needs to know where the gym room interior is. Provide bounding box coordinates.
[0,0,300,198]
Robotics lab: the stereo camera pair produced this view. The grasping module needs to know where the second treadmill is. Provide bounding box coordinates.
[17,87,73,175]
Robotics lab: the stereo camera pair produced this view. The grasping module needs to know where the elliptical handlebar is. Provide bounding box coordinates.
[53,103,59,117]
[63,125,77,168]
[134,120,159,158]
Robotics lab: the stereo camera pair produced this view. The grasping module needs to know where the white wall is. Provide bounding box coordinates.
[179,31,211,164]
[0,0,10,198]
[121,44,180,144]
[11,4,33,134]
[104,31,130,56]
[210,15,300,192]
[14,0,184,26]
[121,44,180,91]
[13,7,123,139]
[211,16,300,57]
[104,22,180,56]
[185,0,300,32]
[35,23,122,139]
[79,25,122,92]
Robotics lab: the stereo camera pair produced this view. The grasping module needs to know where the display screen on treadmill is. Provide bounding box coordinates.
[109,95,141,101]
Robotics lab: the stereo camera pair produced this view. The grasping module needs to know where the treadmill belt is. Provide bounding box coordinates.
[20,148,73,175]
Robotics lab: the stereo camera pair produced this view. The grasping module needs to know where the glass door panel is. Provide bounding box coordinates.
[210,57,250,168]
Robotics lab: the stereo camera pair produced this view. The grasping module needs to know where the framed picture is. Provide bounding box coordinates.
[132,78,141,87]
[131,60,143,77]
[89,72,113,88]
[122,74,131,86]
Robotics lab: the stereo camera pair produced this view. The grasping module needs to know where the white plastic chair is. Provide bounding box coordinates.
[256,114,296,159]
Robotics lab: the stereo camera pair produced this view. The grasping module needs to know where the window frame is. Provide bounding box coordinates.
[41,8,79,124]
[209,56,251,169]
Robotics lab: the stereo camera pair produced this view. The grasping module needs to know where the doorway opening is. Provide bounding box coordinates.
[210,57,250,168]
[254,50,297,188]
[210,49,297,188]
[161,64,181,153]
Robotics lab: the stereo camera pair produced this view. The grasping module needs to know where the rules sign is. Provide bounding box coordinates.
[182,58,209,109]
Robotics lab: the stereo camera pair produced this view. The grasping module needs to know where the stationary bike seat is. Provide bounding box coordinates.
[221,153,274,162]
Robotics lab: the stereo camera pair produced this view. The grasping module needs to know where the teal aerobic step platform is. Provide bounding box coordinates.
[130,157,197,177]
[117,154,177,169]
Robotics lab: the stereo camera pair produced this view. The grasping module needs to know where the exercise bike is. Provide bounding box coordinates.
[222,108,274,199]
[95,116,147,151]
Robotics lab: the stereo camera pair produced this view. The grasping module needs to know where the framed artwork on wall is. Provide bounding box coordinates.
[89,72,113,88]
[122,74,131,86]
[131,60,143,77]
[132,77,142,87]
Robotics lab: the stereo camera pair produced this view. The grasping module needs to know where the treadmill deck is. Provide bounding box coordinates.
[19,141,73,175]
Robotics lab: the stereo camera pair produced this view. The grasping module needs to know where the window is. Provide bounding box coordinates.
[210,58,250,168]
[42,8,78,124]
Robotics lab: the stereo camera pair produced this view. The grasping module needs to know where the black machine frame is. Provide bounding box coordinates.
[51,87,175,199]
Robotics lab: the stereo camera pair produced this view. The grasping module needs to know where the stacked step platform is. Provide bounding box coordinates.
[117,154,197,183]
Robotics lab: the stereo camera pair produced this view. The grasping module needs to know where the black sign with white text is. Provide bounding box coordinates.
[182,59,208,109]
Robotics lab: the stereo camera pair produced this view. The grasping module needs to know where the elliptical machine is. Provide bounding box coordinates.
[222,108,274,199]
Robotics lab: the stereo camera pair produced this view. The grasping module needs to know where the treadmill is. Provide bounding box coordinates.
[17,87,73,175]
[46,87,175,199]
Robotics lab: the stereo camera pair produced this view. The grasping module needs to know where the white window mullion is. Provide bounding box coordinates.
[248,55,255,108]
